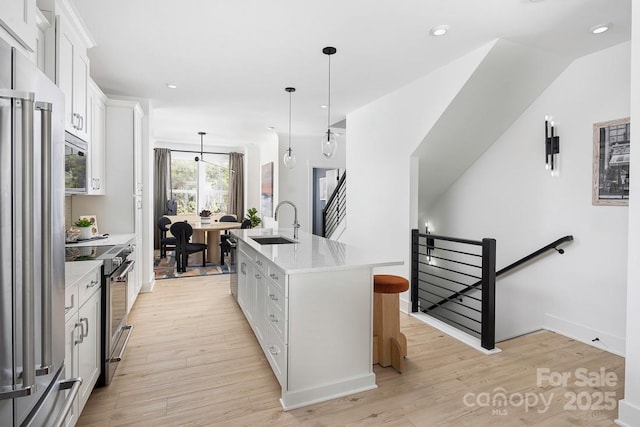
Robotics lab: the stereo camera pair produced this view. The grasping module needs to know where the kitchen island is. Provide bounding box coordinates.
[231,228,402,410]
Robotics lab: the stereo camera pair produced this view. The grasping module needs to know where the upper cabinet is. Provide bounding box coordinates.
[56,11,89,140]
[0,0,37,52]
[87,78,106,195]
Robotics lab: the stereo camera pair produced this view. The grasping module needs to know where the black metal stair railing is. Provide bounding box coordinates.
[411,230,496,350]
[411,231,574,351]
[427,235,574,311]
[322,171,346,238]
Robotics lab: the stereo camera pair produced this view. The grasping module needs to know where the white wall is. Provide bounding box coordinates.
[345,43,494,281]
[275,133,346,234]
[618,2,640,424]
[426,42,630,350]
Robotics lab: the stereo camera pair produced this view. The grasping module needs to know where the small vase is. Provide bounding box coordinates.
[200,216,211,224]
[78,227,92,240]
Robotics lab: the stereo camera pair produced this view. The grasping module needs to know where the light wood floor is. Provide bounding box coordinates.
[78,276,624,426]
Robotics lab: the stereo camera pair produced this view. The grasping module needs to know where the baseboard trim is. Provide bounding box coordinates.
[543,313,625,357]
[140,278,155,293]
[410,311,501,355]
[616,400,640,426]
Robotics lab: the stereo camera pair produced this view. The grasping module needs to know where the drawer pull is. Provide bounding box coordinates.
[255,274,261,279]
[269,293,278,301]
[268,346,280,355]
[86,279,99,289]
[269,314,278,323]
[64,294,74,314]
[270,273,279,280]
[256,260,263,266]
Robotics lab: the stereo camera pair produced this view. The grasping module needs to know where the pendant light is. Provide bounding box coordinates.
[321,46,338,158]
[194,131,214,165]
[283,87,296,169]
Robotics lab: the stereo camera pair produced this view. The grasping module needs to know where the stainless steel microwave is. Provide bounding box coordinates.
[64,131,88,194]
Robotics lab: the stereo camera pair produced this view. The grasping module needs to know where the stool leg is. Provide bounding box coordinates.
[390,337,404,373]
[373,293,384,364]
[379,292,400,367]
[398,332,407,357]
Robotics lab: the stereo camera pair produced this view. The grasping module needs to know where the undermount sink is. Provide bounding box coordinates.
[250,236,297,245]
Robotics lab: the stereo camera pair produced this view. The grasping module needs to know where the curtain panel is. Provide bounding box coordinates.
[228,152,244,222]
[154,148,172,249]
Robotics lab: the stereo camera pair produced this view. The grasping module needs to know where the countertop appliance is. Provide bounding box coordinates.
[1,39,80,426]
[65,243,135,386]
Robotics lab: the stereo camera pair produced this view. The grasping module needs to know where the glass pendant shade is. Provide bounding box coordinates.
[283,148,296,169]
[321,47,338,159]
[322,130,337,158]
[283,87,296,169]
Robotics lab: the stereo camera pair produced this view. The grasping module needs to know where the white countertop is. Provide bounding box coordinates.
[232,228,403,274]
[65,260,102,288]
[65,233,135,248]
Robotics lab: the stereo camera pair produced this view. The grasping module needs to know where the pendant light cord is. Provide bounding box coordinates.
[289,90,292,152]
[327,53,332,137]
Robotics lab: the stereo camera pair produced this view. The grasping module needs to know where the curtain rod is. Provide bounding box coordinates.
[156,148,230,156]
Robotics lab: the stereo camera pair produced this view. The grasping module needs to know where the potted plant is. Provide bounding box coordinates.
[74,217,93,240]
[199,209,212,224]
[245,207,261,228]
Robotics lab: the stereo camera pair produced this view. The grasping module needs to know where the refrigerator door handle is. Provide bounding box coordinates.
[51,377,83,427]
[36,102,54,376]
[0,90,37,401]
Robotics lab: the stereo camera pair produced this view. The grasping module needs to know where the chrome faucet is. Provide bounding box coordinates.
[274,200,300,240]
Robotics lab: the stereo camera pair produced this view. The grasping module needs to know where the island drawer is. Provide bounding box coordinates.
[264,327,287,388]
[267,264,286,293]
[254,254,267,274]
[266,284,286,343]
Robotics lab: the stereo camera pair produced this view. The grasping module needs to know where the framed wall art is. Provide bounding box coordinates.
[592,117,630,206]
[261,162,274,217]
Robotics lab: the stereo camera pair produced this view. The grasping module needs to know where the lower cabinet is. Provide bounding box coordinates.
[64,265,101,427]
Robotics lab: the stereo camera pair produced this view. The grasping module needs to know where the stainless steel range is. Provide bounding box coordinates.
[65,243,135,386]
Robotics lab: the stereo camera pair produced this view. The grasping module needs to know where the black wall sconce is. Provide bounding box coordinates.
[545,115,560,176]
[425,224,435,262]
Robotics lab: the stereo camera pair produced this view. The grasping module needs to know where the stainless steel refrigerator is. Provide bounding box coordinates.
[1,38,81,426]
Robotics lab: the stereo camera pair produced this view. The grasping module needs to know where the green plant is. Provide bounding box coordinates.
[74,218,92,227]
[245,208,261,228]
[199,209,212,217]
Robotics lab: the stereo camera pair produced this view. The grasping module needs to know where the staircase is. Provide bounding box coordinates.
[322,171,346,239]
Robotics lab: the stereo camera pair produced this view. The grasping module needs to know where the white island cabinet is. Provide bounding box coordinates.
[233,228,402,410]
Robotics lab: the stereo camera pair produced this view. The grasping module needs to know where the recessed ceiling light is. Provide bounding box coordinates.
[320,105,328,109]
[429,25,449,37]
[267,126,275,130]
[166,83,177,89]
[591,24,610,34]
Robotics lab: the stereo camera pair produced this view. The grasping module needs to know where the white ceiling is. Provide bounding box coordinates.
[71,0,630,147]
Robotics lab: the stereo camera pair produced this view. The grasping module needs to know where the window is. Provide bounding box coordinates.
[170,152,229,214]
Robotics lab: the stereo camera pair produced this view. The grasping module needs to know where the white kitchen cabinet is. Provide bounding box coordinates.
[72,100,144,310]
[0,0,37,52]
[64,264,101,426]
[87,79,106,194]
[54,2,92,141]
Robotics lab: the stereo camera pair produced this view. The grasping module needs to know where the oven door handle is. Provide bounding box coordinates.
[113,260,135,282]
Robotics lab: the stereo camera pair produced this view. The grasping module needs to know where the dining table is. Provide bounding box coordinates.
[189,221,242,265]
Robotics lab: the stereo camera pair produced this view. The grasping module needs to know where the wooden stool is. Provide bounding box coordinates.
[372,274,408,373]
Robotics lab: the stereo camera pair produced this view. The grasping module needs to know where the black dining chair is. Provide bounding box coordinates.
[169,221,207,272]
[220,218,251,265]
[157,216,176,259]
